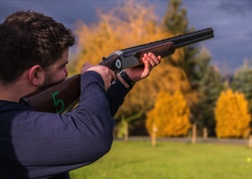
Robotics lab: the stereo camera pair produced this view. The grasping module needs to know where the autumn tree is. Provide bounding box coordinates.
[71,0,194,139]
[214,89,251,138]
[146,90,191,137]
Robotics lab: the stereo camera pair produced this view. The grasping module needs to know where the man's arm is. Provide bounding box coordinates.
[20,28,214,113]
[7,72,115,178]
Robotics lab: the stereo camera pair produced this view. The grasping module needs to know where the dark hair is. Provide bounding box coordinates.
[0,10,76,84]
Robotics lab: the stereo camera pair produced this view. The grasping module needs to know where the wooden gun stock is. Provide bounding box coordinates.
[20,27,214,113]
[20,75,81,113]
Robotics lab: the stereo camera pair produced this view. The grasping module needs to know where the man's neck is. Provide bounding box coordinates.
[0,79,36,102]
[0,86,21,102]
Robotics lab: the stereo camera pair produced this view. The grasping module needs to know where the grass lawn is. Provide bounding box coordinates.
[70,139,252,179]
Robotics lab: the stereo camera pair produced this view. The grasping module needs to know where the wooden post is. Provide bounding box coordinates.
[123,120,128,141]
[191,123,197,144]
[248,134,252,148]
[203,127,208,140]
[152,124,157,147]
[248,122,252,148]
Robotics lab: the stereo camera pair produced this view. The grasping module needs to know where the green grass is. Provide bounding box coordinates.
[70,140,252,179]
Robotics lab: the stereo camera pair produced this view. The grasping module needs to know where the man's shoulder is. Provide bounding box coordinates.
[0,100,25,111]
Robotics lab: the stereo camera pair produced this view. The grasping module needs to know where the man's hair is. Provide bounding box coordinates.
[0,10,76,85]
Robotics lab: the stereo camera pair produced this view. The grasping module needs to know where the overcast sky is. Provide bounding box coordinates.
[0,0,252,75]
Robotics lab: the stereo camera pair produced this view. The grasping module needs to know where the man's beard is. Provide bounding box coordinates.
[37,71,65,90]
[37,72,55,90]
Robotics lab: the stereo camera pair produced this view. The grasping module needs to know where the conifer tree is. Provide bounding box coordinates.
[192,48,224,136]
[162,0,225,140]
[231,60,252,114]
[160,0,200,109]
[162,0,199,83]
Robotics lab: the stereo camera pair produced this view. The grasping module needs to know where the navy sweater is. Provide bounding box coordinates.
[0,71,129,179]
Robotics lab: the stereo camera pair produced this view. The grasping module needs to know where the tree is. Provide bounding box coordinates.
[214,89,251,138]
[163,0,188,34]
[162,0,207,142]
[192,48,224,137]
[231,60,252,114]
[146,90,191,137]
[71,0,194,139]
[162,0,199,82]
[162,0,205,105]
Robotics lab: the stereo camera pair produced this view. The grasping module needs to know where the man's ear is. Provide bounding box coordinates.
[28,65,45,86]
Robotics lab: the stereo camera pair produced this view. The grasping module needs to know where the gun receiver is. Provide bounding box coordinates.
[20,27,214,113]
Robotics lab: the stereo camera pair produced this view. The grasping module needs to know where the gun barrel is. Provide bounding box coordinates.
[172,27,214,48]
[122,27,214,57]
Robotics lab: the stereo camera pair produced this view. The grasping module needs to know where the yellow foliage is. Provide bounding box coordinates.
[70,0,196,119]
[73,1,182,72]
[146,90,191,137]
[214,89,251,138]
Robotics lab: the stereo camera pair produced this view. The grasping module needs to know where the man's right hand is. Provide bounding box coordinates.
[81,62,116,91]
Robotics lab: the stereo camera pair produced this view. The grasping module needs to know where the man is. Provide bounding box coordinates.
[0,11,161,178]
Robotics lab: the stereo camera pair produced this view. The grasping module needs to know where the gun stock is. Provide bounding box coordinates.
[20,27,214,113]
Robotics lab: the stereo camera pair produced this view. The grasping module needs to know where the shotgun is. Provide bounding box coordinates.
[20,27,214,113]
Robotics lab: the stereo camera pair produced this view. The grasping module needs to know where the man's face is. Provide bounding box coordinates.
[42,48,69,87]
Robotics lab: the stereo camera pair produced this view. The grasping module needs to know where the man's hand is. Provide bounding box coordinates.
[117,52,161,88]
[125,52,161,81]
[81,52,160,90]
[81,62,116,91]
